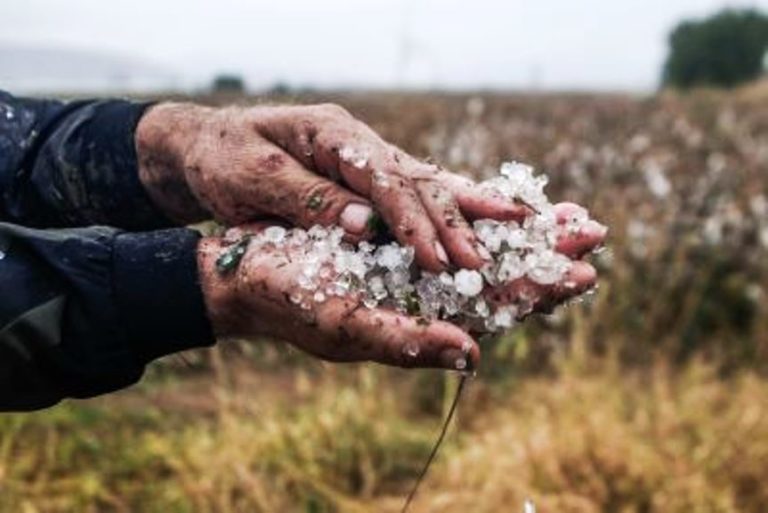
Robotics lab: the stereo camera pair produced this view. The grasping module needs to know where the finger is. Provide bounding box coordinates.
[307,133,449,270]
[548,261,598,302]
[439,172,532,221]
[316,299,481,371]
[553,203,608,258]
[531,261,598,315]
[416,178,488,269]
[485,261,597,317]
[254,146,375,241]
[372,173,449,272]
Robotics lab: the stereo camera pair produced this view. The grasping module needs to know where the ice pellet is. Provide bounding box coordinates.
[454,269,483,297]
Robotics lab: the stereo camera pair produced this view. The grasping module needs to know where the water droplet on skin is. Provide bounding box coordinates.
[403,342,420,358]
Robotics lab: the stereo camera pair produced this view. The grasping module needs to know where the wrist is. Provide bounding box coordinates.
[136,103,213,224]
[197,236,247,337]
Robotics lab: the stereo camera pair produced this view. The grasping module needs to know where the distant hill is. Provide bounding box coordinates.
[0,44,181,94]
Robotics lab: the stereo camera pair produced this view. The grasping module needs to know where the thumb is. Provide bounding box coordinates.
[266,149,376,241]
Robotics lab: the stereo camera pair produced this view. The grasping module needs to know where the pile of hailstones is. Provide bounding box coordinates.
[252,162,595,334]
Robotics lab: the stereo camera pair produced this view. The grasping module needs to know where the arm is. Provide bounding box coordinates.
[0,222,213,411]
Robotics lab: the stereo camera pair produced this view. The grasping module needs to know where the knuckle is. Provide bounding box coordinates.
[300,180,346,224]
[314,103,351,119]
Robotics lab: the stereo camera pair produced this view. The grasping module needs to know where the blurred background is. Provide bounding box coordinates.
[2,1,768,512]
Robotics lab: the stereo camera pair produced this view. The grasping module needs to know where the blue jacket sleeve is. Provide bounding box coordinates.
[0,92,216,411]
[0,223,214,411]
[0,90,172,229]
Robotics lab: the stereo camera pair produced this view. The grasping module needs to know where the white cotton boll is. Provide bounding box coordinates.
[454,269,484,297]
[524,499,537,513]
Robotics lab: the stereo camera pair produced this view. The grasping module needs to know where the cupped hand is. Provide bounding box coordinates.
[196,201,606,371]
[481,202,607,321]
[198,226,480,371]
[137,103,528,273]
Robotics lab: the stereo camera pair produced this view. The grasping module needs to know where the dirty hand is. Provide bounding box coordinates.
[196,205,605,370]
[137,103,529,273]
[197,226,480,371]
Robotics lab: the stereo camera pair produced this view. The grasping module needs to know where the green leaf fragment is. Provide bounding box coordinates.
[404,292,421,316]
[215,236,252,275]
[365,212,387,235]
[307,193,324,211]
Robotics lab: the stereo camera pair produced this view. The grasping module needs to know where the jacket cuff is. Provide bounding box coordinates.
[112,228,215,363]
[83,99,175,229]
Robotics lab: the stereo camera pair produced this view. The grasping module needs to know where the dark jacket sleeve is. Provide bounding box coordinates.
[0,92,215,411]
[0,223,214,411]
[0,90,172,229]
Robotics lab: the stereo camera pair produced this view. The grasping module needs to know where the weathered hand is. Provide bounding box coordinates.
[197,226,481,371]
[137,103,528,272]
[197,202,605,370]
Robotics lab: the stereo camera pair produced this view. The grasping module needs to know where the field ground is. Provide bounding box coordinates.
[1,86,767,512]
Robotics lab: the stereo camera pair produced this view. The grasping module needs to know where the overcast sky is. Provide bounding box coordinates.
[1,0,767,93]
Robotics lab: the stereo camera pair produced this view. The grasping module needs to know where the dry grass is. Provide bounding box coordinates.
[2,360,768,513]
[406,362,768,513]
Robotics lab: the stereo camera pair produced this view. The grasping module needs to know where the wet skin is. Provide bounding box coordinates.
[136,102,606,370]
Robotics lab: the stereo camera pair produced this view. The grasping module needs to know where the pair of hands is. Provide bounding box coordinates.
[136,103,606,371]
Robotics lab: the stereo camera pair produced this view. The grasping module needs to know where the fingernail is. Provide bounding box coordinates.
[340,203,373,235]
[476,243,492,261]
[439,348,470,371]
[587,220,608,238]
[434,241,450,266]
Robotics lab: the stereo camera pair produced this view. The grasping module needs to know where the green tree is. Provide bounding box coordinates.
[663,9,768,89]
[211,74,246,94]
